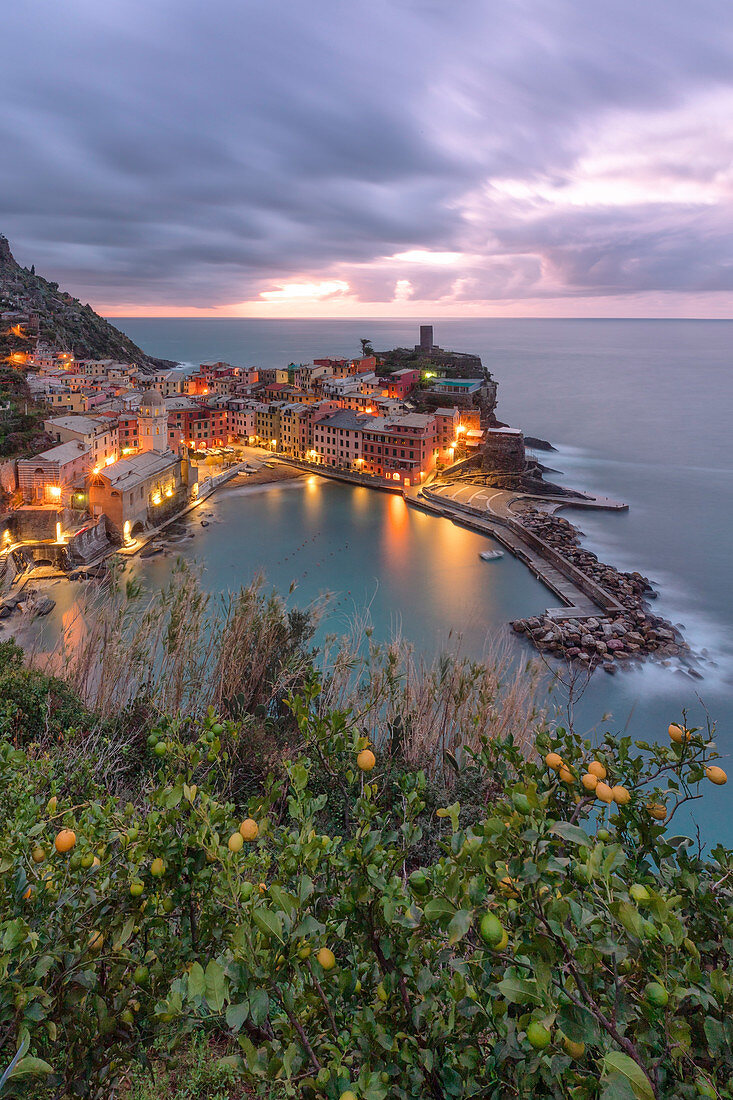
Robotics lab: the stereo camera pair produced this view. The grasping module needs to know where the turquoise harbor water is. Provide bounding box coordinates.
[42,320,733,844]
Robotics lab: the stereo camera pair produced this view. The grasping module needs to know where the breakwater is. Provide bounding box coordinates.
[510,509,693,673]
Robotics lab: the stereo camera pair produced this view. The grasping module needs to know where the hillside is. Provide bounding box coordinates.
[0,235,173,371]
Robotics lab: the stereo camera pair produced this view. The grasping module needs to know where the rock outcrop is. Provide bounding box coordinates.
[0,235,173,371]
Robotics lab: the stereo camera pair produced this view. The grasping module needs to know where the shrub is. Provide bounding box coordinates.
[0,688,731,1098]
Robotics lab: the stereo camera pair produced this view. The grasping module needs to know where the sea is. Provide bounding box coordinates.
[44,319,733,845]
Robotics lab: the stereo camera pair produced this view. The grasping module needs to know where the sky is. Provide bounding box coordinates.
[3,0,733,318]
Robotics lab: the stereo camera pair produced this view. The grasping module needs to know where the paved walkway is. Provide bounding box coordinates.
[428,481,627,521]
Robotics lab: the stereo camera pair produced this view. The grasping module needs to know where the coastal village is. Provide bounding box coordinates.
[0,321,497,546]
[0,295,697,677]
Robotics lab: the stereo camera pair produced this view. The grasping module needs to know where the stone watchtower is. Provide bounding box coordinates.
[138,388,168,453]
[419,325,434,352]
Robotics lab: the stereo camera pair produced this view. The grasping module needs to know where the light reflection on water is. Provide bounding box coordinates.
[22,475,552,666]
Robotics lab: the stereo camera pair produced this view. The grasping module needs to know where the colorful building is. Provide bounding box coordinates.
[312,410,367,469]
[360,413,437,486]
[17,440,90,504]
[383,368,419,400]
[44,414,118,471]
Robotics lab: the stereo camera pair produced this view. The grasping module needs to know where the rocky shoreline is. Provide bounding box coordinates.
[510,509,698,676]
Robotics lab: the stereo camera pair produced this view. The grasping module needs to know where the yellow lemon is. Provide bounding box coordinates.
[239,818,259,841]
[596,782,614,804]
[357,749,376,772]
[587,760,607,780]
[562,1035,585,1059]
[706,765,727,785]
[316,947,336,971]
[54,829,76,854]
[581,773,598,792]
[88,930,104,954]
[545,752,563,770]
[611,785,631,805]
[228,832,243,852]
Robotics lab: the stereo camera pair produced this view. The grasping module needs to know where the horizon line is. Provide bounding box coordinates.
[105,314,733,322]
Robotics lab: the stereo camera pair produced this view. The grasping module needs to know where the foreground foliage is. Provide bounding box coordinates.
[1,668,732,1097]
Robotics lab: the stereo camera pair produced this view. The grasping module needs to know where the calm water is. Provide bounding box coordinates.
[48,320,733,843]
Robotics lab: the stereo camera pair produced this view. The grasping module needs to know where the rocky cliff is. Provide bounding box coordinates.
[0,235,173,371]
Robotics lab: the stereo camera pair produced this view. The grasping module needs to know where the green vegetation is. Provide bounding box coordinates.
[0,575,731,1098]
[0,365,49,464]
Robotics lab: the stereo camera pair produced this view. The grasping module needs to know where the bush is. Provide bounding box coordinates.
[0,642,88,747]
[0,685,731,1098]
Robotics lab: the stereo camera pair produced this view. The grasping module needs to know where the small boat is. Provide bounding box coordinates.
[479,549,504,562]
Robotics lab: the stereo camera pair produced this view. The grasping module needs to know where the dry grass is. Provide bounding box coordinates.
[33,563,322,723]
[320,610,547,785]
[26,564,547,793]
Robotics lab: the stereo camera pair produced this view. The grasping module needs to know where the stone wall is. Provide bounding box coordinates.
[481,428,526,472]
[7,506,65,541]
[0,459,17,493]
[68,515,116,562]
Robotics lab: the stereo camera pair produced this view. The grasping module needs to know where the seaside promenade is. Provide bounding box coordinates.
[407,483,621,620]
[263,449,629,622]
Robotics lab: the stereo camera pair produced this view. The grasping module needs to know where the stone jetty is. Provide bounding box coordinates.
[510,509,691,671]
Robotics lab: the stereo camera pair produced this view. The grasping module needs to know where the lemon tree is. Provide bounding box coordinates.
[0,685,731,1099]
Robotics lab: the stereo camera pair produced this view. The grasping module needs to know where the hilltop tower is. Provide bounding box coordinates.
[138,388,168,453]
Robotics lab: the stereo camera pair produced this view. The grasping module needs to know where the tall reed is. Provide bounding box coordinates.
[27,563,547,792]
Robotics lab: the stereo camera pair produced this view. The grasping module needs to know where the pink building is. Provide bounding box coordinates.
[17,440,91,504]
[361,413,437,486]
[384,368,420,400]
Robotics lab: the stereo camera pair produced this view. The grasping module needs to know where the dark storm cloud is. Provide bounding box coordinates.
[2,0,733,307]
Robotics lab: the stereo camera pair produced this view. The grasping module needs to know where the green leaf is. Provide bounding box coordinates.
[447,909,473,945]
[423,898,456,922]
[550,822,592,847]
[217,1054,244,1072]
[33,955,55,978]
[667,1017,691,1057]
[703,1016,725,1055]
[8,1056,54,1079]
[298,875,314,903]
[249,988,270,1027]
[602,1053,654,1100]
[601,1077,637,1100]
[253,907,284,943]
[293,914,322,939]
[3,920,27,952]
[225,1002,249,1033]
[615,902,644,939]
[188,962,205,1000]
[558,1003,596,1043]
[290,763,309,790]
[204,960,228,1013]
[269,886,297,916]
[165,784,182,808]
[496,977,541,1005]
[118,915,135,947]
